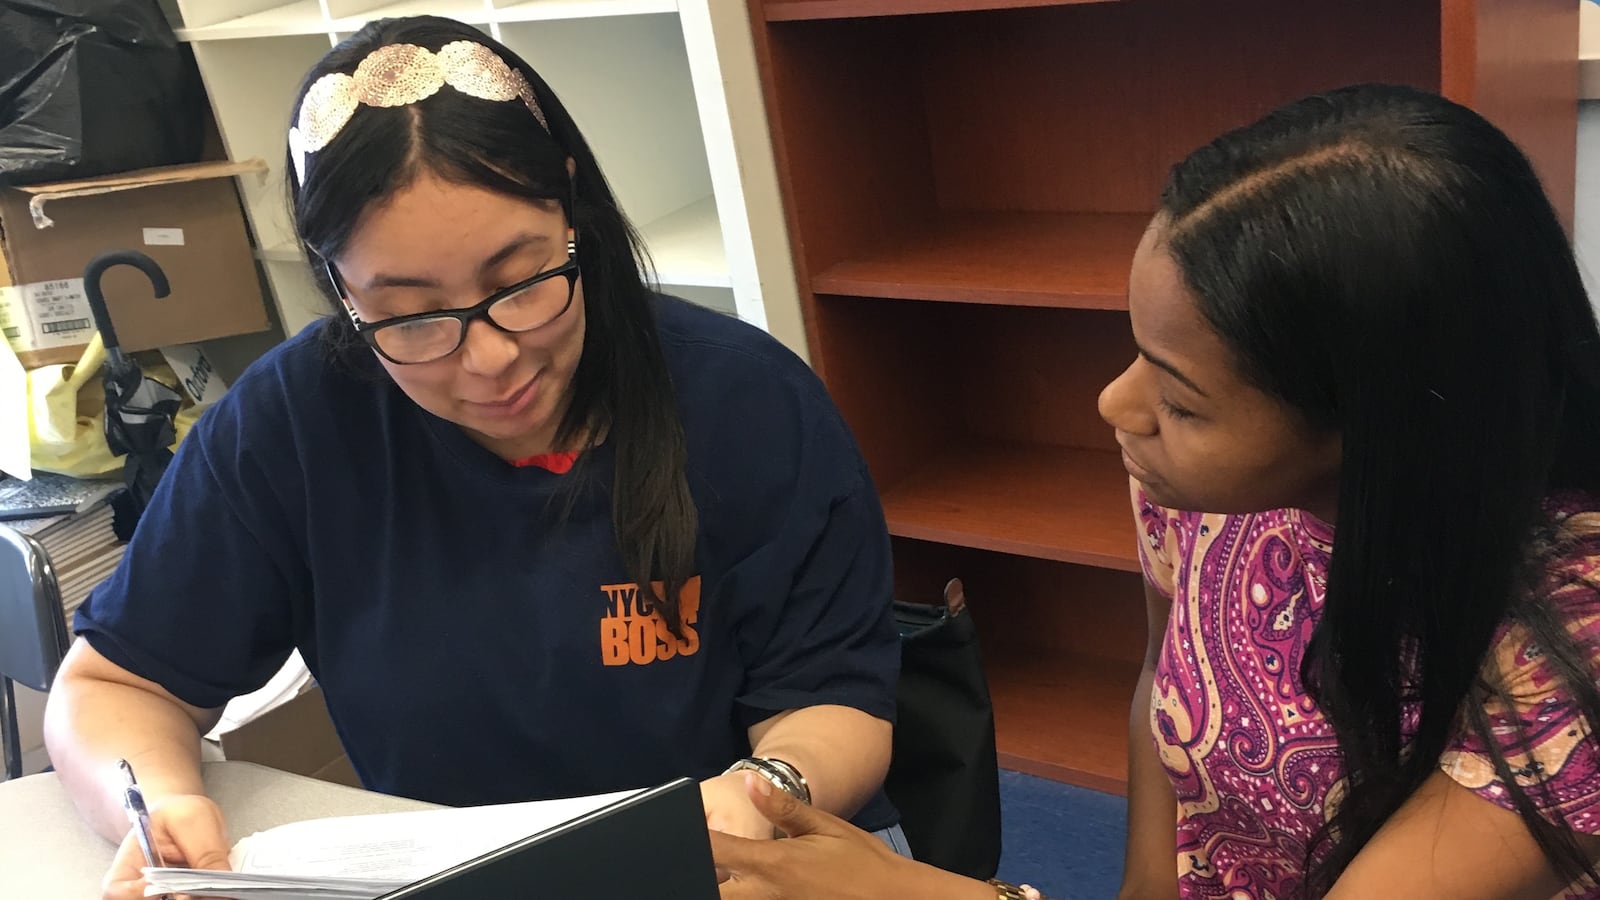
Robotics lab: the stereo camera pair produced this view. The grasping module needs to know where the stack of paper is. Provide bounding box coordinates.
[8,484,125,625]
[143,789,641,900]
[33,502,124,622]
[139,870,395,900]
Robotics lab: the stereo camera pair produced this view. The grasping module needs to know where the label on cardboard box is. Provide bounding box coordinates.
[0,278,95,353]
[142,227,185,246]
[0,286,22,349]
[159,343,229,407]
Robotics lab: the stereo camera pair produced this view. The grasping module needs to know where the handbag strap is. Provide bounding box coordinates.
[943,578,967,617]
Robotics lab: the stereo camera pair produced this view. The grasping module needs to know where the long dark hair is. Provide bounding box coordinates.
[286,16,697,632]
[1159,84,1600,895]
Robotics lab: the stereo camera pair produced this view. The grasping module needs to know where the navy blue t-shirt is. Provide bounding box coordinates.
[76,296,900,830]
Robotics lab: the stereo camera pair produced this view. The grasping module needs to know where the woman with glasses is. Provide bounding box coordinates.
[44,17,904,900]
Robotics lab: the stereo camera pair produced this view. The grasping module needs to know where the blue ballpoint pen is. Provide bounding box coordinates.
[117,759,167,873]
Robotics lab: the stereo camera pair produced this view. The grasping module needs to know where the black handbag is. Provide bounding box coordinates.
[883,578,1002,879]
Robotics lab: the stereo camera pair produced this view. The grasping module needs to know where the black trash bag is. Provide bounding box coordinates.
[0,0,206,186]
[883,578,1003,880]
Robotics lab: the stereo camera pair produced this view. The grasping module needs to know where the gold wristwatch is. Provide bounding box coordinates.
[986,879,1030,900]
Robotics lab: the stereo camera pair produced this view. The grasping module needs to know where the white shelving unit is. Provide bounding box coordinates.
[1584,0,1600,99]
[167,0,809,358]
[1579,4,1600,317]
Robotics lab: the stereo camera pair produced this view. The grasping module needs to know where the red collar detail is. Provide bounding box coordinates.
[509,451,579,474]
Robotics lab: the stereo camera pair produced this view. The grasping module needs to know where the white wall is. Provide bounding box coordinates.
[1577,103,1600,317]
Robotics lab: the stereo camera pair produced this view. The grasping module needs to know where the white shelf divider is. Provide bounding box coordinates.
[327,0,496,27]
[257,244,308,264]
[498,15,715,234]
[261,258,330,338]
[493,0,674,21]
[189,35,332,334]
[1583,1,1599,100]
[188,35,330,251]
[175,0,331,40]
[641,197,729,288]
[175,0,317,31]
[676,0,804,350]
[668,285,739,317]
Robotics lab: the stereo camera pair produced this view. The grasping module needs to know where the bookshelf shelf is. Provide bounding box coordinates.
[881,444,1139,572]
[812,212,1145,309]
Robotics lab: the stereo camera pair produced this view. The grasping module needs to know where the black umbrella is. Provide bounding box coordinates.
[83,250,183,528]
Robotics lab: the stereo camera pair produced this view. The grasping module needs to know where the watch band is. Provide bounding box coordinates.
[758,757,811,805]
[986,880,1031,900]
[723,757,811,805]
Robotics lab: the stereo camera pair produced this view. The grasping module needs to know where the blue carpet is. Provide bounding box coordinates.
[994,770,1127,900]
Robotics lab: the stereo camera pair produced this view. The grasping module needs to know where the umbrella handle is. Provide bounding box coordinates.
[84,250,171,357]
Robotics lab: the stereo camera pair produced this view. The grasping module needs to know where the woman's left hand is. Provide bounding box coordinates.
[711,774,997,900]
[701,771,780,840]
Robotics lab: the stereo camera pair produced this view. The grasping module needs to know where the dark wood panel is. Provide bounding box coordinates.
[750,14,939,366]
[918,0,1441,213]
[763,20,938,280]
[811,295,954,488]
[888,537,980,608]
[988,653,1143,793]
[765,0,1117,21]
[964,554,1147,662]
[946,305,1133,451]
[818,299,1133,454]
[979,561,1145,791]
[1440,0,1578,230]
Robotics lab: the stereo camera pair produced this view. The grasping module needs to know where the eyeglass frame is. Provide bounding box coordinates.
[322,237,580,365]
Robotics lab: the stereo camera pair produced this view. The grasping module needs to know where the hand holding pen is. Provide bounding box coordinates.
[101,760,232,900]
[118,759,166,872]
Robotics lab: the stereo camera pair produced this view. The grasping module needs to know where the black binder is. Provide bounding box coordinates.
[378,778,720,899]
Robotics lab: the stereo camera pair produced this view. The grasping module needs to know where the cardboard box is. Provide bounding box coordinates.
[0,160,273,369]
[210,685,363,789]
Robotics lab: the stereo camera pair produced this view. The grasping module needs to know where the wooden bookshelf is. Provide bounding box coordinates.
[987,653,1142,792]
[812,212,1146,309]
[763,0,1109,24]
[747,0,1578,796]
[881,444,1139,572]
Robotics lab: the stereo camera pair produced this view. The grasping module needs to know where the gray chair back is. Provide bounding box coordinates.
[0,526,69,780]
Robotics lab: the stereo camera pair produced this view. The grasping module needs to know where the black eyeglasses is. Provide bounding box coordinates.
[326,238,580,365]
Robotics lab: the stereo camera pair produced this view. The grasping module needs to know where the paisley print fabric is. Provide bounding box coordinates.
[1133,480,1600,899]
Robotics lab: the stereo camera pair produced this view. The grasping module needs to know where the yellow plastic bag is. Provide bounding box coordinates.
[27,333,202,477]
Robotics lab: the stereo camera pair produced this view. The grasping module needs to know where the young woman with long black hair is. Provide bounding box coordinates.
[711,83,1600,900]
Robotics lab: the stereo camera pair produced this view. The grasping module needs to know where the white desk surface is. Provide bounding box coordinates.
[0,761,436,899]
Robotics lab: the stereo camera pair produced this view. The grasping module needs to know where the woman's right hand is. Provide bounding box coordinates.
[101,793,231,900]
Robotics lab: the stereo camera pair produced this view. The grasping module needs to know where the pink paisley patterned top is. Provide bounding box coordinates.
[1134,481,1600,900]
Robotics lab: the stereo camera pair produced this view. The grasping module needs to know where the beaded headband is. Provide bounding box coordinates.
[288,41,549,185]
